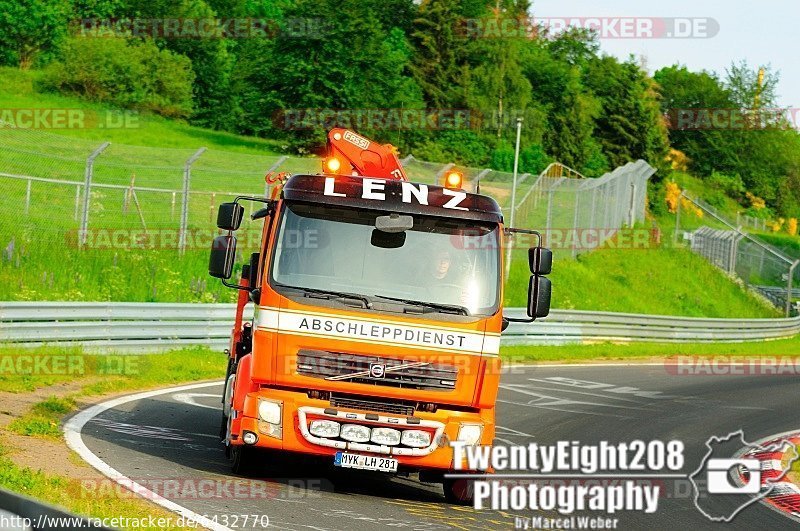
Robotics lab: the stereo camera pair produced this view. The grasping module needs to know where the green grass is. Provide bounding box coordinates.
[8,396,77,437]
[0,346,226,529]
[3,345,225,438]
[0,449,197,530]
[0,345,226,395]
[756,232,800,257]
[506,244,780,318]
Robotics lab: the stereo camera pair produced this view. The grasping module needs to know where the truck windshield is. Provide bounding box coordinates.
[270,201,501,317]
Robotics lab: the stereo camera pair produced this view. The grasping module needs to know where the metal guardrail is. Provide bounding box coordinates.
[2,302,798,349]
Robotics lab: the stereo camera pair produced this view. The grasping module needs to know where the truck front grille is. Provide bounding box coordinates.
[329,394,415,416]
[296,349,458,391]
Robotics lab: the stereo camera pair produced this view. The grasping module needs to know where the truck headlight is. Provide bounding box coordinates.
[456,424,483,446]
[340,424,371,443]
[258,399,282,425]
[370,427,401,446]
[309,419,340,438]
[401,429,432,448]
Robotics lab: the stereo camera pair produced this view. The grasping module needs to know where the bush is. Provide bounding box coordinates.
[41,36,195,118]
[705,190,728,210]
[520,144,553,175]
[412,130,490,167]
[707,171,746,199]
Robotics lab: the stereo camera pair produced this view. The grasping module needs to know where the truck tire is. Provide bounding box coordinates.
[443,477,475,505]
[229,445,255,476]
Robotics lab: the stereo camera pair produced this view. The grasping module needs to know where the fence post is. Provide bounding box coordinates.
[729,233,743,274]
[74,185,81,221]
[179,148,207,255]
[673,192,683,245]
[628,183,636,227]
[79,142,110,247]
[24,179,31,216]
[787,260,800,317]
[571,190,581,259]
[264,155,288,196]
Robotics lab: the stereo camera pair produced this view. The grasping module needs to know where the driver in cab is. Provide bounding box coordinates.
[426,248,471,310]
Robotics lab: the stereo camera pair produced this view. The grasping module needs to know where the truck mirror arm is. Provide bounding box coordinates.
[504,227,542,245]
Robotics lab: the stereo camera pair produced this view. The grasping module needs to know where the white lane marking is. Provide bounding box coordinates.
[64,381,235,531]
[532,376,677,400]
[496,425,536,439]
[173,392,223,411]
[496,398,632,418]
[499,384,646,411]
[494,426,536,446]
[91,418,193,441]
[517,383,644,403]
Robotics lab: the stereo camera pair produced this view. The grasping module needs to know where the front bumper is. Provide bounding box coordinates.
[233,387,495,471]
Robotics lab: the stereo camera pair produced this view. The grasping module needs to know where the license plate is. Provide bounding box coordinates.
[334,452,398,473]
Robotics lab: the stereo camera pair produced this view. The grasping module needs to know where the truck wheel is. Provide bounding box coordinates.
[443,477,474,505]
[229,445,255,476]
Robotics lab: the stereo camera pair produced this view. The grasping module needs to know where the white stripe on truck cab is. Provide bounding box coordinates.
[254,306,500,356]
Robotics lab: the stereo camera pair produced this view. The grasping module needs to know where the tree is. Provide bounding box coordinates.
[725,60,780,109]
[584,55,669,169]
[236,0,424,149]
[465,18,532,140]
[120,0,238,129]
[523,38,603,174]
[410,0,466,108]
[0,0,71,69]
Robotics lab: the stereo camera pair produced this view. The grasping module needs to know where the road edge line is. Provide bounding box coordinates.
[63,381,234,531]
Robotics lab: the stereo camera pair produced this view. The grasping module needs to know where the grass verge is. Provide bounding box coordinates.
[506,245,780,318]
[0,445,198,530]
[0,345,225,530]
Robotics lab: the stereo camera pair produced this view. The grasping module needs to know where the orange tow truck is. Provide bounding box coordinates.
[209,128,552,502]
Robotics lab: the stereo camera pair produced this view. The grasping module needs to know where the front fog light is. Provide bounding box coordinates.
[457,424,483,445]
[243,431,258,445]
[258,399,282,424]
[401,429,432,448]
[310,419,341,438]
[340,424,371,443]
[370,427,401,446]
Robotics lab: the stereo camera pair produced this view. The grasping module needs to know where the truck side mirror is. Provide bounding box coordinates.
[529,247,552,275]
[527,276,552,318]
[217,202,244,231]
[209,234,237,279]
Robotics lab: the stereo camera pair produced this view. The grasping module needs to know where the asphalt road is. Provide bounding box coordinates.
[76,364,800,530]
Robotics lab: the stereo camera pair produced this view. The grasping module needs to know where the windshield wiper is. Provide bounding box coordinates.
[277,284,371,309]
[373,294,469,316]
